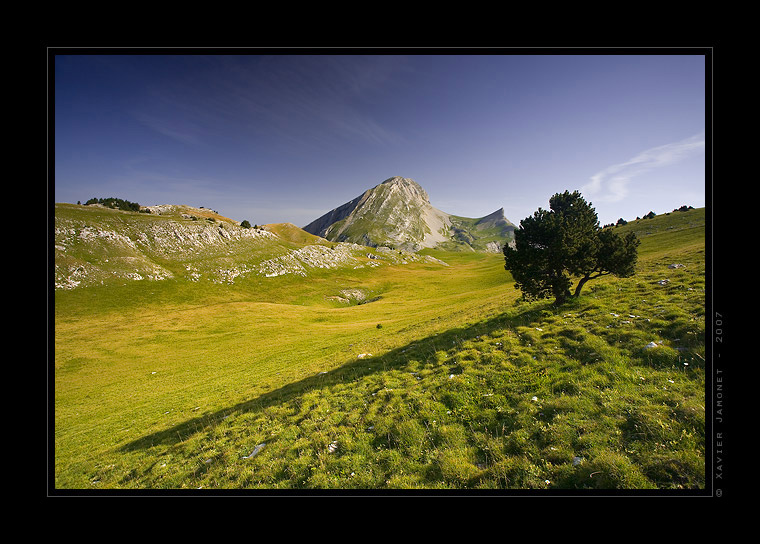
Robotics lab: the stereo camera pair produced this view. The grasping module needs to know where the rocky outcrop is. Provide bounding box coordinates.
[130,219,277,257]
[484,241,502,253]
[256,243,364,278]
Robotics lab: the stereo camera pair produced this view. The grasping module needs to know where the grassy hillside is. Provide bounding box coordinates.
[53,202,445,292]
[52,207,706,491]
[264,222,331,246]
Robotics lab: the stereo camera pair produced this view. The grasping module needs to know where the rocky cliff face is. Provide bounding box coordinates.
[303,176,515,252]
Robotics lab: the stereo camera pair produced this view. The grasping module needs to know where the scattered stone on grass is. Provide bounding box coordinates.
[242,443,266,459]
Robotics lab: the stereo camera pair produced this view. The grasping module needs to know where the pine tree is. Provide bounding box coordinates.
[503,191,640,305]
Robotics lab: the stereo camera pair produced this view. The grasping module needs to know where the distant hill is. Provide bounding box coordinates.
[53,202,446,290]
[139,204,239,224]
[303,176,516,252]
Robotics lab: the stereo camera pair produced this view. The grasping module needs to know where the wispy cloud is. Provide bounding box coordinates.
[134,112,204,147]
[582,132,705,202]
[222,56,408,149]
[130,56,410,153]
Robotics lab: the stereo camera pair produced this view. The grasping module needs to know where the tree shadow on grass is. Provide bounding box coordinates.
[120,301,552,453]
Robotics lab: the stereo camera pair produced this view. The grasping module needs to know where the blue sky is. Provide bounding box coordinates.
[53,52,706,228]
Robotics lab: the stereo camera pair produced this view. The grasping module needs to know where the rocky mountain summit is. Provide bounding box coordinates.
[303,176,515,252]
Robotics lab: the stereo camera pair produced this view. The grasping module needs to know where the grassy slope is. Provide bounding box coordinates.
[53,208,706,491]
[264,222,332,246]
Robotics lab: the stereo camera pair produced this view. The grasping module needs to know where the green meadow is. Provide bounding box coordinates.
[53,208,706,491]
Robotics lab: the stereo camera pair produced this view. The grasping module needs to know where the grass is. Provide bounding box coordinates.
[52,208,706,491]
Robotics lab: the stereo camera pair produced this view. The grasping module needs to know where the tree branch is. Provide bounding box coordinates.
[587,270,610,280]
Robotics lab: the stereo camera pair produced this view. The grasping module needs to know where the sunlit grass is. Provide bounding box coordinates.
[53,208,706,491]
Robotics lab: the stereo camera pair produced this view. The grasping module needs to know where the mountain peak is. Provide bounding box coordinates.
[479,207,504,218]
[381,176,416,186]
[475,207,515,229]
[378,176,429,202]
[478,207,511,222]
[303,177,515,252]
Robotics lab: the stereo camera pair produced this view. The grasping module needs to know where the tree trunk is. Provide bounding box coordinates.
[574,275,591,298]
[554,289,572,306]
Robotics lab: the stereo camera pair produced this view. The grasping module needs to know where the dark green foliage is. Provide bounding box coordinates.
[240,220,252,229]
[503,191,640,305]
[85,197,141,212]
